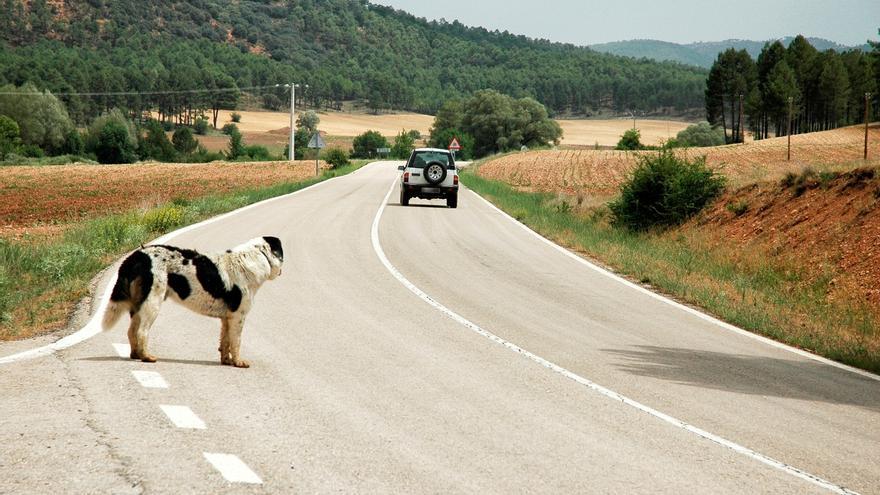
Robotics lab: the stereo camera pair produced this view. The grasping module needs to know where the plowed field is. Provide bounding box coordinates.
[479,124,880,196]
[0,161,320,239]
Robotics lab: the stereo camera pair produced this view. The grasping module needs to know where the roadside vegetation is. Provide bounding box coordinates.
[0,160,366,341]
[462,156,879,373]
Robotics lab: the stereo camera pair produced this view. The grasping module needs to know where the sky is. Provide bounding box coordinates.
[373,0,879,47]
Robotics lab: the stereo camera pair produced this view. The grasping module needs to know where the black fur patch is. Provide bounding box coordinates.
[193,255,242,312]
[167,273,191,300]
[111,250,153,313]
[263,236,284,261]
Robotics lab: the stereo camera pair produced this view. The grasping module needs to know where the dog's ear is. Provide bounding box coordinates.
[262,236,283,261]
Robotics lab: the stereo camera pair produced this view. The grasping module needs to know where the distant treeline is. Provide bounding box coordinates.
[706,34,880,142]
[0,0,707,124]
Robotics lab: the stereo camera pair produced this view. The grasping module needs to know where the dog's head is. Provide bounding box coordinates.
[258,236,284,279]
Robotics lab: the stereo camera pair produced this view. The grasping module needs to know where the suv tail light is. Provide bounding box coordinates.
[403,171,409,183]
[453,175,459,185]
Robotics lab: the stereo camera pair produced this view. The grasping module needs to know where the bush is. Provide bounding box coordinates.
[221,123,238,135]
[242,144,272,161]
[62,129,84,156]
[142,205,185,232]
[172,127,198,155]
[230,112,242,123]
[138,120,177,162]
[609,149,726,230]
[615,128,643,150]
[20,144,45,158]
[391,129,415,158]
[193,117,209,135]
[675,121,726,147]
[0,115,22,159]
[322,148,349,169]
[351,130,389,158]
[226,129,245,160]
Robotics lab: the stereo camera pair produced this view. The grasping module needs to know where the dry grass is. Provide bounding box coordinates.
[557,119,691,147]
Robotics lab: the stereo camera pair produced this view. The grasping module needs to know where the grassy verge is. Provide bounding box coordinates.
[0,160,367,341]
[460,167,879,373]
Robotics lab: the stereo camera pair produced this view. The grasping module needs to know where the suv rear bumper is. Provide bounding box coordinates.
[401,184,458,199]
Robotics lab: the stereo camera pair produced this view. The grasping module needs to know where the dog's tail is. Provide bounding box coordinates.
[102,251,151,330]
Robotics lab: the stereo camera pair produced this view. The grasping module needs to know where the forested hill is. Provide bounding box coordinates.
[591,38,869,69]
[0,0,706,123]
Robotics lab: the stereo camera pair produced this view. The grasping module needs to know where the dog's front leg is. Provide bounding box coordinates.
[226,313,250,368]
[219,317,233,366]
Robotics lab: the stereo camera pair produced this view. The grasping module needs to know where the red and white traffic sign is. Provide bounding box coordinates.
[448,137,461,151]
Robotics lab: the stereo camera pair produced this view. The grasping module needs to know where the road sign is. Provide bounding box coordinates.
[308,132,325,149]
[448,137,461,151]
[376,147,391,154]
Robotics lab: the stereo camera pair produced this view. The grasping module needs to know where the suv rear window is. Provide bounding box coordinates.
[409,151,454,169]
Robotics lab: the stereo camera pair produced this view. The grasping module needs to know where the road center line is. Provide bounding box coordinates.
[203,453,263,484]
[370,172,859,495]
[131,370,169,389]
[159,405,206,429]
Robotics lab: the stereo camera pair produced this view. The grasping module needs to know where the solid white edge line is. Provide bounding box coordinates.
[203,452,263,484]
[159,405,207,429]
[465,185,880,383]
[131,370,169,389]
[370,171,859,495]
[0,163,372,365]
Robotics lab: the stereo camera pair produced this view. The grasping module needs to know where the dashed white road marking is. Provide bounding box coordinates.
[159,405,206,429]
[371,173,860,495]
[203,453,263,484]
[131,370,169,389]
[112,343,130,358]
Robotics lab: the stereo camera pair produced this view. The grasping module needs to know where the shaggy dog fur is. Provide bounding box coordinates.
[102,236,283,368]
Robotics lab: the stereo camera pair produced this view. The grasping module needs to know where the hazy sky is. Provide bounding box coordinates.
[374,0,879,46]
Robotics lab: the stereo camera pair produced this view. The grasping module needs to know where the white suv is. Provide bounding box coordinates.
[398,148,459,208]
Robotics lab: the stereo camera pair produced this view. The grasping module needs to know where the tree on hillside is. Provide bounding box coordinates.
[766,61,801,136]
[705,49,756,143]
[816,53,851,129]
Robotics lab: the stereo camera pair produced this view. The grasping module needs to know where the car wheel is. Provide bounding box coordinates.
[399,187,409,206]
[448,192,458,209]
[424,161,447,185]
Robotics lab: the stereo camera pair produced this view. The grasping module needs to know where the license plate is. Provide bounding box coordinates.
[421,187,440,193]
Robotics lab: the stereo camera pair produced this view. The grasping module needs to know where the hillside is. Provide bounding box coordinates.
[0,0,706,122]
[591,37,869,68]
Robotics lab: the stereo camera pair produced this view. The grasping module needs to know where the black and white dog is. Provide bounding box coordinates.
[102,236,284,368]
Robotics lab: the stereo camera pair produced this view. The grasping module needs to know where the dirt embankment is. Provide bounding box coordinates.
[685,167,880,312]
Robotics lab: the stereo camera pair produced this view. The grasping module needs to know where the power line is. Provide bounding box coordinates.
[0,83,292,97]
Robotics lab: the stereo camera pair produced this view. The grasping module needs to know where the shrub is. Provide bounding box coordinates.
[391,129,415,158]
[675,121,726,147]
[142,205,185,232]
[323,148,350,169]
[138,120,177,162]
[726,200,749,216]
[221,123,238,135]
[62,129,84,156]
[615,128,643,150]
[20,144,45,158]
[609,149,726,230]
[95,120,137,164]
[230,112,242,123]
[193,117,209,135]
[242,144,272,161]
[297,110,320,133]
[0,115,22,159]
[226,129,245,160]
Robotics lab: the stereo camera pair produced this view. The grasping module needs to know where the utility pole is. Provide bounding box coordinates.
[865,92,872,161]
[787,96,793,161]
[287,83,309,161]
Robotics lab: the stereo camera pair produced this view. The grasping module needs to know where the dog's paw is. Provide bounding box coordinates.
[140,354,158,363]
[233,359,250,369]
[221,356,234,366]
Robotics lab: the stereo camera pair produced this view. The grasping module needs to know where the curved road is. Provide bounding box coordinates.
[1,161,878,494]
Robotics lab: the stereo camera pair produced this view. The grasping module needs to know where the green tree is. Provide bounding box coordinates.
[172,126,198,155]
[616,129,643,150]
[351,130,389,158]
[297,110,320,134]
[322,148,350,169]
[0,83,74,154]
[139,120,177,162]
[458,90,562,157]
[227,128,244,160]
[391,129,415,158]
[0,115,21,159]
[817,53,851,129]
[86,109,137,159]
[95,121,137,164]
[675,122,726,147]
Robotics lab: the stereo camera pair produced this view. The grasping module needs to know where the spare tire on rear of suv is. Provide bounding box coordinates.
[424,161,447,185]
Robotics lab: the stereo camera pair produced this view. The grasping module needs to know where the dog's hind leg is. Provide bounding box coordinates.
[226,313,250,368]
[219,317,233,366]
[131,292,163,363]
[127,313,141,360]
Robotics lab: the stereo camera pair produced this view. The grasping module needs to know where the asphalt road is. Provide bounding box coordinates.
[1,161,878,494]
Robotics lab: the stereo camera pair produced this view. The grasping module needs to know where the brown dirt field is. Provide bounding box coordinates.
[557,119,691,147]
[0,161,322,240]
[213,109,435,137]
[479,124,880,197]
